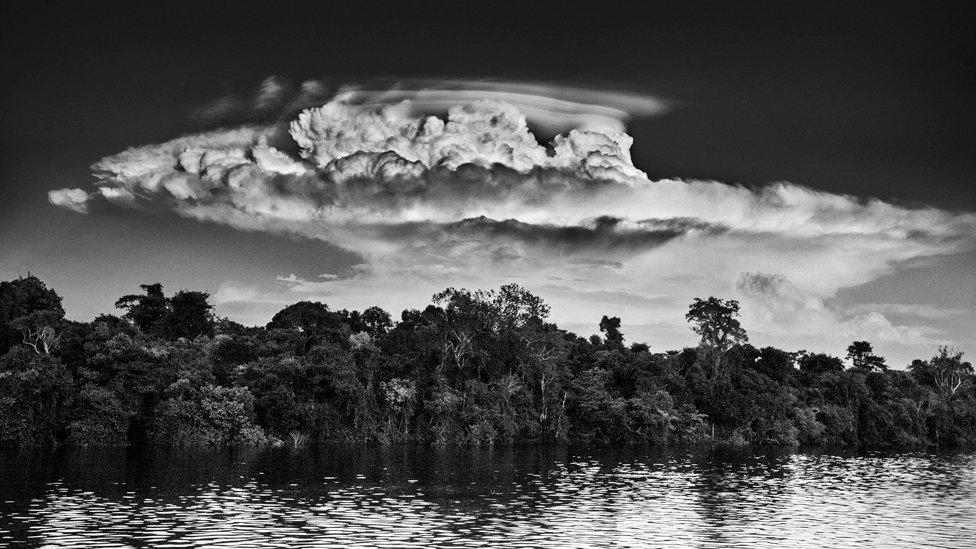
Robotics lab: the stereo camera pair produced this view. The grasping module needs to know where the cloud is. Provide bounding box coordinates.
[329,79,669,134]
[188,77,666,136]
[48,188,90,213]
[190,76,331,126]
[842,311,942,347]
[49,85,976,364]
[733,271,950,355]
[290,99,646,179]
[843,303,969,320]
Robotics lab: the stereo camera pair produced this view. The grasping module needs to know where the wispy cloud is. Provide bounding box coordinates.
[843,303,970,320]
[329,78,670,133]
[190,76,331,126]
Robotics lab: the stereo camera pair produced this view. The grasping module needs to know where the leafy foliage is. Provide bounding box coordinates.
[0,276,65,356]
[847,341,887,372]
[0,275,974,450]
[116,284,215,340]
[685,297,748,350]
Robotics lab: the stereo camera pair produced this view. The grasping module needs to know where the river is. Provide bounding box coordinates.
[2,446,974,547]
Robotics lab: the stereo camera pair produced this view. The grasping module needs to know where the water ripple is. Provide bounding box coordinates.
[1,447,974,548]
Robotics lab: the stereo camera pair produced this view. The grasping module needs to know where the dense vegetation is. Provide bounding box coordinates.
[1,275,973,449]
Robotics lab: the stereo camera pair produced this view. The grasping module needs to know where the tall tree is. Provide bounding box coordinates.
[267,301,346,353]
[0,276,65,355]
[910,347,973,398]
[431,288,491,379]
[846,341,887,372]
[599,316,624,348]
[115,283,167,336]
[164,291,214,340]
[685,297,748,351]
[267,301,339,334]
[492,283,550,328]
[361,306,393,336]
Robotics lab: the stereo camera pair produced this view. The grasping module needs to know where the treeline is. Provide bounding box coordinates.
[1,276,973,449]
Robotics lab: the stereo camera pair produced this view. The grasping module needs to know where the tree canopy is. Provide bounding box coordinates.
[0,276,65,355]
[685,297,748,350]
[847,341,887,372]
[0,275,973,451]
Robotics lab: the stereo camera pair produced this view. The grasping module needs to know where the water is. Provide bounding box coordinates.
[1,446,974,548]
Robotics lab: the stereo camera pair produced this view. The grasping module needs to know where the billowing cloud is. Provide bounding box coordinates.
[49,84,976,365]
[734,271,951,354]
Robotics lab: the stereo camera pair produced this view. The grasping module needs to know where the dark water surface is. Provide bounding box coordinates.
[1,446,974,548]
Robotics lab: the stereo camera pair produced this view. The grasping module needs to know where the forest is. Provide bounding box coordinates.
[0,275,973,449]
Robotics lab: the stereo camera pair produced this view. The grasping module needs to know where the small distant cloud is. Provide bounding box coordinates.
[190,76,331,126]
[47,188,90,213]
[844,302,969,320]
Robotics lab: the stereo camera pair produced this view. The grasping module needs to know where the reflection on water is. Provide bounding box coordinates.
[1,446,974,548]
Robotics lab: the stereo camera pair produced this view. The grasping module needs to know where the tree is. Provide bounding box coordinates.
[0,346,73,446]
[599,316,624,347]
[752,346,795,382]
[798,352,844,375]
[267,301,347,353]
[361,306,393,336]
[910,347,973,398]
[267,301,338,333]
[165,291,214,340]
[428,284,551,382]
[492,283,550,328]
[685,297,748,351]
[10,310,64,355]
[0,275,64,355]
[0,275,64,322]
[115,285,214,341]
[115,283,167,335]
[5,272,976,450]
[381,378,417,435]
[431,288,490,379]
[846,341,887,372]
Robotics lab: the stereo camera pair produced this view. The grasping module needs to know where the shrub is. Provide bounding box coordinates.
[66,385,131,446]
[151,382,268,446]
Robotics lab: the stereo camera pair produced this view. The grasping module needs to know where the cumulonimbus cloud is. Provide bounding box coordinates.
[50,81,976,364]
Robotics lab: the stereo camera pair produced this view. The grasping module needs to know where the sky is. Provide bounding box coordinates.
[1,1,974,367]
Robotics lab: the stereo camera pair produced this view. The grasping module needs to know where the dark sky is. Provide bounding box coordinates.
[1,1,974,337]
